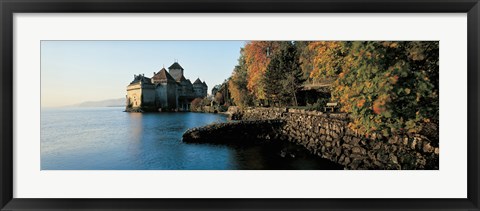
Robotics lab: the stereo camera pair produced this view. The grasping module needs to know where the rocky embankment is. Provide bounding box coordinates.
[183,120,284,144]
[124,107,144,112]
[182,107,439,170]
[242,108,439,170]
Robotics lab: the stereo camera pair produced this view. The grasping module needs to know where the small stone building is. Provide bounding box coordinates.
[126,62,208,111]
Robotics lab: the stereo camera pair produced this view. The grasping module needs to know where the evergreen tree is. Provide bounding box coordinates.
[263,41,303,106]
[295,41,315,82]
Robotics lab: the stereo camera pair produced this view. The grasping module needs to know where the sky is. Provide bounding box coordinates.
[41,41,245,107]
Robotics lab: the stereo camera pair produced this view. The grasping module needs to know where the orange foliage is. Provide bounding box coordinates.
[372,95,390,115]
[390,75,399,84]
[357,99,366,107]
[243,41,280,100]
[307,41,343,79]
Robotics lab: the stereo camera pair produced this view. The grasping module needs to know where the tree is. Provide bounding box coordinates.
[263,41,303,106]
[243,41,281,101]
[229,48,254,108]
[282,66,304,106]
[190,98,204,111]
[331,41,439,136]
[214,92,225,105]
[307,41,345,80]
[295,41,315,82]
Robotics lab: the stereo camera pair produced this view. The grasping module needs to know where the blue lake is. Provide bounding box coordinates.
[41,107,342,170]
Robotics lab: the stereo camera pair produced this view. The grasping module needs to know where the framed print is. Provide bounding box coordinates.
[1,0,479,210]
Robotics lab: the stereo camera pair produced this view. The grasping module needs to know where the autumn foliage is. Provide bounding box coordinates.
[243,41,282,100]
[190,98,204,111]
[227,41,439,138]
[329,41,439,136]
[228,48,254,108]
[308,41,344,79]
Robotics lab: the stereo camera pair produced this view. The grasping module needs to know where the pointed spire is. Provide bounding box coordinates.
[193,78,203,84]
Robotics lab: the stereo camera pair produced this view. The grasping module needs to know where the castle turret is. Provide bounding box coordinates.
[193,78,207,98]
[202,81,208,96]
[168,62,184,81]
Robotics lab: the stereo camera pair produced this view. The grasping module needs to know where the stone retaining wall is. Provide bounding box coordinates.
[240,108,439,170]
[183,120,285,144]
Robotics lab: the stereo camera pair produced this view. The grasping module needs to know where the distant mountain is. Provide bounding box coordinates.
[69,98,125,107]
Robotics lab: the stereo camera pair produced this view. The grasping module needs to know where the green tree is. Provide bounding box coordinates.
[295,41,315,82]
[332,41,439,136]
[263,41,303,106]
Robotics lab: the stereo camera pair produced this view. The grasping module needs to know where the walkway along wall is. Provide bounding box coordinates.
[239,107,439,170]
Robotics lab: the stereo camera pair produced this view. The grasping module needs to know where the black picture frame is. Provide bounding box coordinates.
[1,0,479,210]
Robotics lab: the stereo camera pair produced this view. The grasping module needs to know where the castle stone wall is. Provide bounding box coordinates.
[126,84,142,108]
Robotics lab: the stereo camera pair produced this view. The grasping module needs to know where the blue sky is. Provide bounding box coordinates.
[41,41,245,107]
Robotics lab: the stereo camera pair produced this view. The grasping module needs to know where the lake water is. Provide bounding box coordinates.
[41,107,342,170]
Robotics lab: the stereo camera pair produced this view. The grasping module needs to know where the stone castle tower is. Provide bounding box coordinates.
[168,62,184,81]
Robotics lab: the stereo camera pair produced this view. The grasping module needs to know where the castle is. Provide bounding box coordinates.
[126,62,208,111]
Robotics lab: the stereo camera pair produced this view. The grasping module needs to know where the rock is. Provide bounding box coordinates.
[373,142,382,150]
[416,138,424,150]
[352,137,361,145]
[350,154,364,159]
[342,143,352,149]
[344,157,351,165]
[334,139,341,147]
[389,154,398,164]
[335,147,342,156]
[352,146,365,155]
[377,153,389,163]
[350,159,362,169]
[411,137,417,149]
[360,139,367,146]
[326,135,333,141]
[423,142,434,153]
[388,137,397,144]
[374,161,384,167]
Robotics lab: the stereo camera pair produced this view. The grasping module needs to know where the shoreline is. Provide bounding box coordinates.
[182,107,439,170]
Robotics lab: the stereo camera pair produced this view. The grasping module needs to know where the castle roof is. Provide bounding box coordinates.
[177,75,187,82]
[130,74,152,85]
[168,62,184,70]
[202,81,207,86]
[152,68,176,82]
[193,78,203,85]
